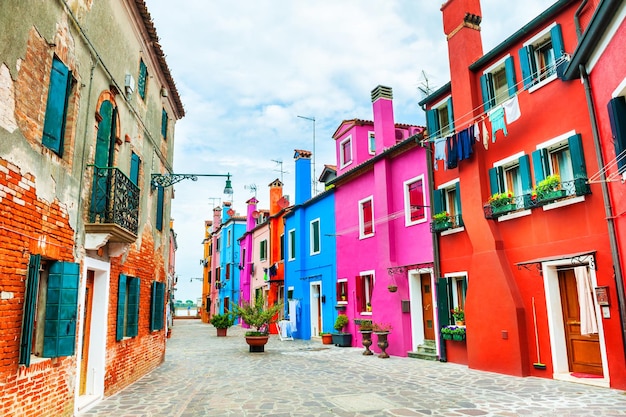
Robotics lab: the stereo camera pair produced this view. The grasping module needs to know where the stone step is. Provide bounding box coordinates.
[408,350,438,361]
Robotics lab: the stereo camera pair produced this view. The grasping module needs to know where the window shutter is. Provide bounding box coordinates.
[161,109,168,139]
[480,73,494,111]
[436,278,450,327]
[116,274,127,341]
[43,261,79,358]
[127,277,140,338]
[130,152,140,186]
[504,56,518,97]
[446,97,455,133]
[336,281,341,299]
[355,276,364,312]
[138,60,147,100]
[519,155,532,194]
[488,167,500,195]
[518,46,534,90]
[20,255,41,366]
[568,133,589,195]
[532,149,549,184]
[551,24,566,77]
[156,186,164,231]
[454,182,464,226]
[426,109,440,138]
[151,281,165,331]
[432,188,444,215]
[608,97,626,173]
[42,58,71,155]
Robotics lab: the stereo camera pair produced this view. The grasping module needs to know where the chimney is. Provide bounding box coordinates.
[294,149,312,205]
[222,201,232,221]
[245,197,258,230]
[269,179,284,216]
[213,206,221,230]
[371,85,396,152]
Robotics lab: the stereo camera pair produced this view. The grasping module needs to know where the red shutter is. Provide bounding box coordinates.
[355,276,364,312]
[409,179,424,221]
[362,200,373,235]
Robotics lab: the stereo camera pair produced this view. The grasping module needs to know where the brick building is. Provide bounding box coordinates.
[0,0,184,415]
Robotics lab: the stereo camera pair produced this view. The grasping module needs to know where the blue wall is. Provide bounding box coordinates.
[218,220,246,318]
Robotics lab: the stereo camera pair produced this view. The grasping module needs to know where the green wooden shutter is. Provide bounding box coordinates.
[116,274,127,341]
[130,152,140,186]
[432,188,444,215]
[150,282,165,331]
[161,108,168,139]
[454,182,463,226]
[532,149,549,184]
[156,186,164,231]
[608,97,626,173]
[20,255,41,366]
[312,220,320,253]
[426,109,440,138]
[480,73,494,111]
[436,278,450,327]
[43,58,71,155]
[519,154,533,207]
[488,167,500,195]
[504,56,517,97]
[43,261,79,358]
[568,133,589,195]
[127,277,140,337]
[138,59,147,100]
[446,97,455,133]
[519,46,534,90]
[551,24,566,77]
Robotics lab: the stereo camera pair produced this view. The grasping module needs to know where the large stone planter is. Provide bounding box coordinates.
[332,332,352,347]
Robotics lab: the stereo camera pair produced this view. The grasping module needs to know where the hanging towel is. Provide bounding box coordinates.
[489,107,507,141]
[446,135,458,169]
[502,95,521,123]
[458,127,473,160]
[575,267,599,335]
[473,121,480,142]
[434,138,447,171]
[481,119,489,150]
[288,299,299,332]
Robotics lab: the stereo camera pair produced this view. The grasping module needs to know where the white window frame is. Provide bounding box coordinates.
[430,95,453,137]
[482,54,512,108]
[359,270,375,315]
[358,196,374,239]
[404,174,427,226]
[309,218,321,255]
[368,131,376,155]
[260,239,268,261]
[443,272,468,311]
[340,136,353,168]
[437,179,464,235]
[227,229,231,247]
[524,22,559,93]
[288,229,296,261]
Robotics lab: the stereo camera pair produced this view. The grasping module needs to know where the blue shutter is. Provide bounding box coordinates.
[519,46,534,90]
[551,24,566,77]
[432,188,444,215]
[138,60,147,100]
[455,181,463,226]
[488,167,499,195]
[436,278,450,327]
[568,133,589,195]
[130,152,140,186]
[156,186,164,231]
[42,58,71,155]
[43,261,79,358]
[127,277,140,337]
[608,97,626,173]
[151,282,165,331]
[505,56,518,97]
[480,74,493,111]
[519,155,532,194]
[161,108,168,139]
[532,149,549,184]
[20,255,41,366]
[446,97,455,133]
[116,274,127,341]
[426,109,440,138]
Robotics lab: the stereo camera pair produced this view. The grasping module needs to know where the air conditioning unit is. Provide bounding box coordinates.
[125,74,135,95]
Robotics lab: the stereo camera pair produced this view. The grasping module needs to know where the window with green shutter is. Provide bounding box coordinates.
[42,57,73,155]
[433,181,463,228]
[608,96,626,173]
[161,108,168,140]
[20,256,80,366]
[260,239,268,261]
[116,274,140,340]
[519,23,565,90]
[130,152,140,186]
[156,186,164,231]
[150,281,165,331]
[480,56,517,111]
[426,96,454,139]
[138,59,148,100]
[310,219,320,255]
[488,154,532,210]
[436,275,467,328]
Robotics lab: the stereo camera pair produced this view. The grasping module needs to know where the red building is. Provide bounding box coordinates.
[421,0,626,389]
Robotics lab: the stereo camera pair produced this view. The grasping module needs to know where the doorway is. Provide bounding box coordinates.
[310,282,322,338]
[408,269,434,351]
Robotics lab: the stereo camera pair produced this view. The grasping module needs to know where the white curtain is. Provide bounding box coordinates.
[574,266,598,335]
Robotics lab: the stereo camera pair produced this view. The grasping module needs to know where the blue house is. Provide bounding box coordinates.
[217,202,246,318]
[283,150,337,339]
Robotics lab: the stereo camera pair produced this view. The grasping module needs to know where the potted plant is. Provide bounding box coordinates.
[432,211,452,231]
[209,313,234,337]
[451,307,465,325]
[387,284,398,293]
[534,174,565,203]
[320,332,333,345]
[332,314,352,347]
[358,320,373,355]
[441,325,466,341]
[372,322,393,358]
[231,293,283,352]
[488,191,515,215]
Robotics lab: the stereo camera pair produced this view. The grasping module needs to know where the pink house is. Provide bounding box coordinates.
[329,85,431,357]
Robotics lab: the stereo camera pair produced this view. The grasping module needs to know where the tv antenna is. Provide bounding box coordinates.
[271,159,288,183]
[244,184,258,197]
[417,70,435,98]
[208,197,221,208]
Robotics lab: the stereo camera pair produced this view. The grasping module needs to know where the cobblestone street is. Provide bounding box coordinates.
[79,320,626,416]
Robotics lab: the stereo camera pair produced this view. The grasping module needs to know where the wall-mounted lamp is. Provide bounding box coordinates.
[151,172,233,194]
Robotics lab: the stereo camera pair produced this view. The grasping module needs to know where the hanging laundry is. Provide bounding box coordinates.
[446,135,458,169]
[473,121,480,142]
[434,138,447,171]
[269,263,278,277]
[481,119,489,150]
[489,107,507,141]
[458,126,473,160]
[502,95,521,123]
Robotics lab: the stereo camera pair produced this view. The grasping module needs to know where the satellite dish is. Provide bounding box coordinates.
[252,210,260,219]
[227,209,235,216]
[277,197,289,209]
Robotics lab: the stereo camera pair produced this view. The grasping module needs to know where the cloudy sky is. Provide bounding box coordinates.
[144,0,556,302]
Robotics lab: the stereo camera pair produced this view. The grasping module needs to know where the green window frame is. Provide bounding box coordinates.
[138,59,148,100]
[532,133,588,196]
[519,23,565,90]
[130,152,140,186]
[426,97,454,139]
[116,274,140,341]
[42,57,73,155]
[310,219,320,255]
[608,96,626,173]
[288,229,296,260]
[19,256,79,367]
[436,275,467,328]
[488,155,532,207]
[161,108,168,139]
[150,281,165,331]
[432,182,463,227]
[260,239,268,261]
[156,186,164,231]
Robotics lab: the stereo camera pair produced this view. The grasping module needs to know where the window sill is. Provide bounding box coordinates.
[441,226,464,236]
[360,312,373,316]
[542,195,585,211]
[528,73,558,93]
[497,209,531,221]
[359,233,375,240]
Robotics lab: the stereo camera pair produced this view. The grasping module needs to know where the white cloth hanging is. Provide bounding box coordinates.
[574,266,598,335]
[502,95,521,123]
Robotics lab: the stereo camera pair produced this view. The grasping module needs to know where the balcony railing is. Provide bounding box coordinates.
[431,213,464,233]
[484,178,591,219]
[88,166,139,238]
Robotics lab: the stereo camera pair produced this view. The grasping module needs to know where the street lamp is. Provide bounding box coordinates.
[151,172,233,194]
[297,115,316,195]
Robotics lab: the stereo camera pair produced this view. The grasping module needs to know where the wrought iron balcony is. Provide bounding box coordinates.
[86,166,139,243]
[431,213,464,233]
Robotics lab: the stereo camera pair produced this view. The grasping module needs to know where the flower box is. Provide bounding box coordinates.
[492,203,516,215]
[538,189,567,203]
[433,221,452,232]
[442,333,453,340]
[452,334,466,341]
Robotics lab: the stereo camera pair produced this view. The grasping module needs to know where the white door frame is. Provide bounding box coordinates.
[310,281,322,338]
[408,268,434,352]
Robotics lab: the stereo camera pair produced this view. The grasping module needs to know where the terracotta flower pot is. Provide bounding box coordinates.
[245,335,269,352]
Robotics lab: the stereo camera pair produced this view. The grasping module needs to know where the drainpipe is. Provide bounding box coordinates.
[579,64,626,355]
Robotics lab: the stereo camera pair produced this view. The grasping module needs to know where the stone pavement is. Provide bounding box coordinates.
[79,319,626,417]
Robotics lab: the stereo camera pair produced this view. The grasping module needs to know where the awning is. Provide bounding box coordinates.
[516,251,596,273]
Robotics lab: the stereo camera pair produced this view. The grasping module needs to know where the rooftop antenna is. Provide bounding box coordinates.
[271,159,288,183]
[244,184,258,197]
[208,197,221,209]
[417,70,435,98]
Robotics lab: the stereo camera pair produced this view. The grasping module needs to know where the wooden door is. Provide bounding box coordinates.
[80,271,94,395]
[558,269,603,375]
[421,275,435,340]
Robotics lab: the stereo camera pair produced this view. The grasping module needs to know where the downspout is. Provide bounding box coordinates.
[579,64,626,355]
